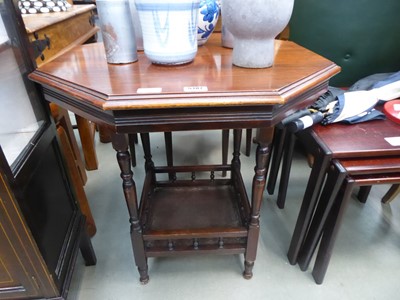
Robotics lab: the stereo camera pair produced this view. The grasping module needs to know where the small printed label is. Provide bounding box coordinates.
[183,86,208,92]
[384,136,400,146]
[137,87,162,94]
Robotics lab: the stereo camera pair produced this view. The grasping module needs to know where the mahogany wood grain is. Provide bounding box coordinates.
[287,117,400,266]
[50,103,87,183]
[302,158,400,284]
[311,118,400,158]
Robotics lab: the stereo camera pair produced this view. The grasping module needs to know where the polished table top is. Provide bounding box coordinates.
[29,34,340,134]
[310,117,400,158]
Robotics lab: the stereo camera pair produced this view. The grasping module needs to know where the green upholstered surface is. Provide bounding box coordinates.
[289,0,400,87]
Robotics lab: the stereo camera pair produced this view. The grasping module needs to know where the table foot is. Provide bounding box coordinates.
[139,274,150,285]
[243,261,254,279]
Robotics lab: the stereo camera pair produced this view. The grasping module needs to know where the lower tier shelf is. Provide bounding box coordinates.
[139,164,251,257]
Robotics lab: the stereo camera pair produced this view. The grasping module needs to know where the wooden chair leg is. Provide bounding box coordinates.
[50,104,87,185]
[98,123,112,143]
[382,184,400,204]
[75,115,98,171]
[57,126,97,237]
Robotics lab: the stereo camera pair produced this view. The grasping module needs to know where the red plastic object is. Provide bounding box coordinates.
[383,99,400,124]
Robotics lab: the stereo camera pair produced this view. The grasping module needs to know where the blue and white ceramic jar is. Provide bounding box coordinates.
[136,0,200,65]
[197,0,220,46]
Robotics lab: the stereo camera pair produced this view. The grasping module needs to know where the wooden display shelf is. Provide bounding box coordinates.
[139,164,250,257]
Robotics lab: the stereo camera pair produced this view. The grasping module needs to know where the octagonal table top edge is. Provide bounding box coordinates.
[29,34,340,112]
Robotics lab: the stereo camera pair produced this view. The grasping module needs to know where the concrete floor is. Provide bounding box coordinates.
[68,130,400,300]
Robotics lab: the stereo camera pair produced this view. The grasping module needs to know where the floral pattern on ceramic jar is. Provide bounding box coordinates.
[197,0,220,46]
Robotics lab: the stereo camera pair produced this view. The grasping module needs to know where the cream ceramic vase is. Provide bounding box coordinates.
[221,0,294,68]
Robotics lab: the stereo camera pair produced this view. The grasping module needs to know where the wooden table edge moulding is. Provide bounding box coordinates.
[29,34,340,284]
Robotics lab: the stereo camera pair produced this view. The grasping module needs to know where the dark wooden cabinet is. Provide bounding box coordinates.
[0,1,95,299]
[0,155,60,299]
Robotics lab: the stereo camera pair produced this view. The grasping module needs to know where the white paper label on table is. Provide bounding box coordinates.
[384,136,400,146]
[137,87,162,94]
[183,86,208,92]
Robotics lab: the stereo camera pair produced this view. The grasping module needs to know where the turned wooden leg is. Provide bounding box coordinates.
[112,133,149,284]
[222,129,229,177]
[231,129,242,183]
[140,133,154,169]
[243,132,271,279]
[164,132,175,180]
[232,129,242,167]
